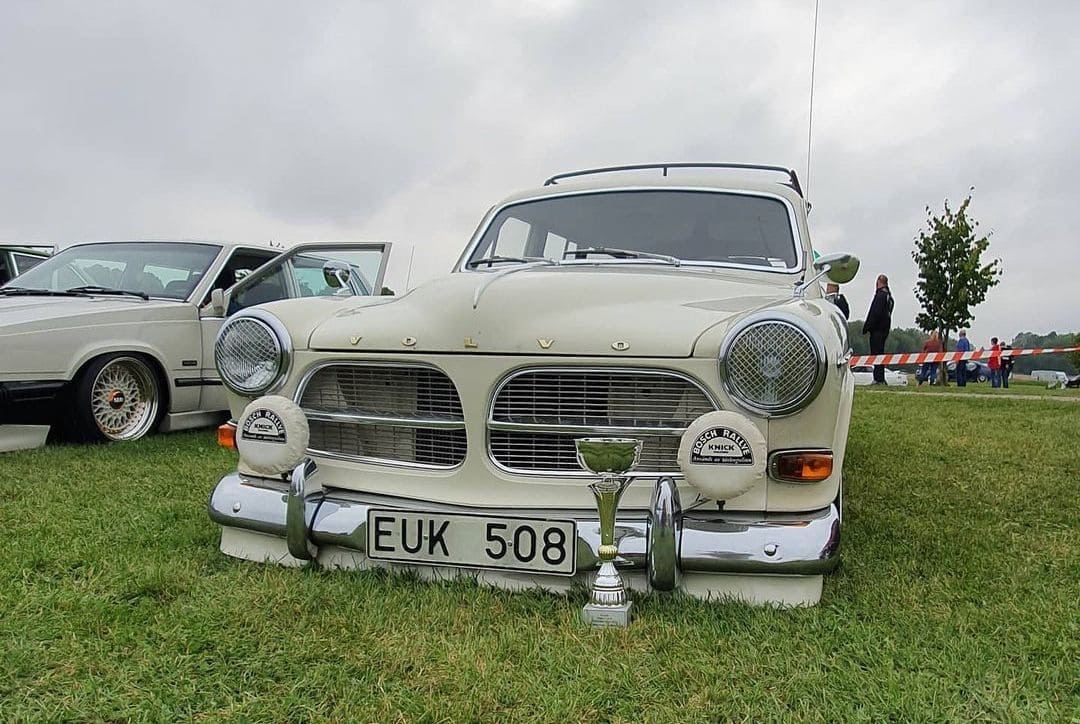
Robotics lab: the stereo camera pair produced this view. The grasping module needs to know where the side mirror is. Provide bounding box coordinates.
[210,287,228,316]
[813,252,860,284]
[322,259,352,293]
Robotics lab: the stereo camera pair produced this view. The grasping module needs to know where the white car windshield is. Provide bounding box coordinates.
[466,190,799,270]
[5,242,221,300]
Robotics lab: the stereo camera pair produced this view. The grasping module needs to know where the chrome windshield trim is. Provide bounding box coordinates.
[455,186,806,276]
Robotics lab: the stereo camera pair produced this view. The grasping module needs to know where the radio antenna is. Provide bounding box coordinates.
[806,0,820,202]
[404,244,416,292]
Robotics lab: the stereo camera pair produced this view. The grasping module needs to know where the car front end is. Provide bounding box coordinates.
[208,168,856,606]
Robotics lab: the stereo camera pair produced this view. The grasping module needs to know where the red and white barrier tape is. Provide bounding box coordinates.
[849,346,1080,368]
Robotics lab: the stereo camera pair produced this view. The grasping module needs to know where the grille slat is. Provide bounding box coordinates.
[490,369,715,474]
[298,365,465,468]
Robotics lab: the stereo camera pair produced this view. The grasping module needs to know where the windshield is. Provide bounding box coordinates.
[5,242,221,299]
[466,190,800,271]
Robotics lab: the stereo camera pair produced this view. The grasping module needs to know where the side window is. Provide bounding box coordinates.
[12,253,46,274]
[203,249,278,307]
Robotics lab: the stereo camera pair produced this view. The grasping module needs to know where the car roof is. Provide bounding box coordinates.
[56,239,278,252]
[493,172,807,209]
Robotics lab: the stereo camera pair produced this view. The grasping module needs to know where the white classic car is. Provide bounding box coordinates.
[851,365,908,386]
[0,239,389,451]
[209,163,859,607]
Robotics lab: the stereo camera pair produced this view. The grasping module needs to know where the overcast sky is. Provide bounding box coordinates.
[2,0,1076,344]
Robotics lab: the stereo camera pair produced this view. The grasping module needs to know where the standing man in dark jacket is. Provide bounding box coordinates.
[825,282,850,319]
[862,274,894,384]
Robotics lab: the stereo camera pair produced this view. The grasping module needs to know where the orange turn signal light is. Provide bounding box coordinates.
[770,451,833,483]
[217,422,237,450]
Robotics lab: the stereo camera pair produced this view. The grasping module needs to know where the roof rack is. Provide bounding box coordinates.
[543,163,804,198]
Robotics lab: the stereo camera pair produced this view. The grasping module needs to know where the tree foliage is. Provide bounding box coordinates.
[1010,330,1078,376]
[911,192,1001,350]
[847,321,928,357]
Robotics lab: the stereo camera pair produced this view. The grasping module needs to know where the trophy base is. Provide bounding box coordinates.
[582,600,633,627]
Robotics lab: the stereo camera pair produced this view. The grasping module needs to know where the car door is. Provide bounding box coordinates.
[196,241,392,411]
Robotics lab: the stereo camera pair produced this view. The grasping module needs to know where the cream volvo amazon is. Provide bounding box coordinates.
[210,163,859,606]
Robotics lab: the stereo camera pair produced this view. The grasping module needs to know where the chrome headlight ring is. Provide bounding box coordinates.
[718,310,827,417]
[214,308,292,396]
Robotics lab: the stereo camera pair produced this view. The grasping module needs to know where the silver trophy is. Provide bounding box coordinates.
[575,437,642,627]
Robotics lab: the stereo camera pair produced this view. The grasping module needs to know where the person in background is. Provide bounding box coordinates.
[1001,341,1013,388]
[862,274,894,384]
[988,336,1002,388]
[919,330,943,385]
[954,329,972,387]
[825,282,850,319]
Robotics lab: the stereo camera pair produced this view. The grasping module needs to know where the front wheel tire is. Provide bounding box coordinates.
[72,354,163,442]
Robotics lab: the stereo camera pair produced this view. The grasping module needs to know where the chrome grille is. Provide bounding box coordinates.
[489,369,715,474]
[298,364,465,468]
[723,319,821,415]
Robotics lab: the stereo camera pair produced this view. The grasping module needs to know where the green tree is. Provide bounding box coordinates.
[911,191,1001,383]
[1071,333,1080,373]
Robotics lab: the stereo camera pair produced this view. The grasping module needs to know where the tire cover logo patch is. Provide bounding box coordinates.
[241,409,287,444]
[690,426,753,465]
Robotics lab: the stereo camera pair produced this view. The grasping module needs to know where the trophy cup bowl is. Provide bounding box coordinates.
[575,437,642,628]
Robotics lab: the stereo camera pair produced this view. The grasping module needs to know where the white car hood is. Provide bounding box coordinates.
[0,295,193,332]
[308,265,795,357]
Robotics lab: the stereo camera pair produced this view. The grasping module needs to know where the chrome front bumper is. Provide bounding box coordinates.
[208,462,840,587]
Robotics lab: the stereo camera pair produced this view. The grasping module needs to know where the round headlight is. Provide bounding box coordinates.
[718,312,826,417]
[215,309,291,395]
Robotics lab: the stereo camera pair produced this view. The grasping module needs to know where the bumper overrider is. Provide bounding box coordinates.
[208,462,840,596]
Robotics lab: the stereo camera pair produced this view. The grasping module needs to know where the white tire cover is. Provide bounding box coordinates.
[236,395,310,476]
[677,411,768,501]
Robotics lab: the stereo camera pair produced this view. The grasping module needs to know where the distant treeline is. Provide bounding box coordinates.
[844,322,1077,375]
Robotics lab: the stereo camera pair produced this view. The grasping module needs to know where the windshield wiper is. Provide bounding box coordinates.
[65,285,149,300]
[0,286,90,297]
[563,246,682,266]
[466,255,555,268]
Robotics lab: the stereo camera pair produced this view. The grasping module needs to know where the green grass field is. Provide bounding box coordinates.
[1,393,1077,721]
[885,376,1079,398]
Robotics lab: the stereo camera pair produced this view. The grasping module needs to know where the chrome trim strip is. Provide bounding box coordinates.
[305,446,465,471]
[214,307,292,396]
[209,471,841,576]
[454,186,806,276]
[486,365,719,477]
[305,410,466,430]
[647,477,681,591]
[294,359,467,471]
[717,310,827,418]
[488,420,687,436]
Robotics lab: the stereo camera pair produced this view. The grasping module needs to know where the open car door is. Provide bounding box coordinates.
[196,241,391,407]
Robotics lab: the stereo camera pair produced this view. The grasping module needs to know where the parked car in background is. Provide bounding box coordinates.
[209,162,859,607]
[1066,375,1080,389]
[0,244,53,284]
[0,239,389,451]
[946,360,990,384]
[1031,370,1069,387]
[852,365,907,386]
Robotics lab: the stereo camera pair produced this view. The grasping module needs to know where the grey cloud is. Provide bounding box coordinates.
[1,0,1077,344]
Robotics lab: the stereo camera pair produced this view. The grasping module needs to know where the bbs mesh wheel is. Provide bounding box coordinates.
[72,354,163,442]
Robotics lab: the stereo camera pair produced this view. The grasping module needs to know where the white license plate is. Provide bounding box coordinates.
[366,510,577,576]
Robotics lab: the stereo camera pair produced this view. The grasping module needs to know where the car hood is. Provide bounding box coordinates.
[0,295,191,332]
[308,265,797,357]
